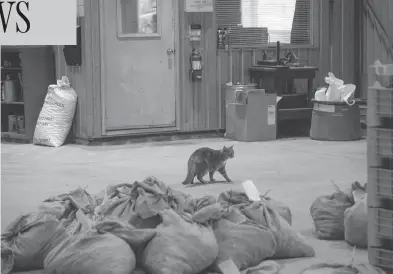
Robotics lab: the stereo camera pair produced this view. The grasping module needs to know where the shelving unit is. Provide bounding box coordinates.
[1,47,28,142]
[367,63,393,273]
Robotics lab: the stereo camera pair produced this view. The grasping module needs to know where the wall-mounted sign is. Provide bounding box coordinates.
[189,24,202,41]
[185,0,213,12]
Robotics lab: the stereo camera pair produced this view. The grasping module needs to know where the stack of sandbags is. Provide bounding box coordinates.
[343,182,368,248]
[44,218,156,274]
[1,212,69,273]
[2,176,315,274]
[211,214,277,272]
[300,262,386,274]
[39,186,102,235]
[310,181,368,247]
[218,190,293,225]
[217,190,315,263]
[310,182,358,240]
[141,209,219,274]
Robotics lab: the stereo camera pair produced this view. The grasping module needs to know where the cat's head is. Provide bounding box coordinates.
[223,145,235,158]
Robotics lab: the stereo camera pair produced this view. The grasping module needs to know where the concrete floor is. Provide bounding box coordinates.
[1,137,369,273]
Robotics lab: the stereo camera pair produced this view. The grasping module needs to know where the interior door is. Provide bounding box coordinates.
[101,0,176,131]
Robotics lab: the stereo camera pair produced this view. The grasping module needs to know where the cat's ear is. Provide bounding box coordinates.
[229,145,234,148]
[223,146,227,150]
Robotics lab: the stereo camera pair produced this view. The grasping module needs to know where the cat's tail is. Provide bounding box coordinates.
[182,159,195,185]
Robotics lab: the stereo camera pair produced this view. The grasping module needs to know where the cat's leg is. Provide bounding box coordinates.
[197,173,208,184]
[209,171,216,182]
[218,167,234,183]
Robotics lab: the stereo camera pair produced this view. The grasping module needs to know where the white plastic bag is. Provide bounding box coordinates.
[339,84,356,106]
[344,196,368,248]
[325,72,344,102]
[33,76,77,147]
[314,87,327,101]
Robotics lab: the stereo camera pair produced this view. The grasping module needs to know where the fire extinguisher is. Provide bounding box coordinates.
[191,48,202,70]
[190,48,202,81]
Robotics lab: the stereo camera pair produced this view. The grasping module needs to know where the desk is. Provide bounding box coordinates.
[249,65,319,121]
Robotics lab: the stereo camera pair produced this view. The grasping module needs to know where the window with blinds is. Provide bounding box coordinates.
[216,0,312,48]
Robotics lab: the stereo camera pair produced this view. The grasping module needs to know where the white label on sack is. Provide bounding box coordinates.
[242,180,261,202]
[267,105,276,125]
[76,209,93,231]
[218,260,241,274]
[314,103,335,113]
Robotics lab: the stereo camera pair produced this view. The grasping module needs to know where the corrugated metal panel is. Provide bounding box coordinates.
[216,0,312,48]
[179,1,220,132]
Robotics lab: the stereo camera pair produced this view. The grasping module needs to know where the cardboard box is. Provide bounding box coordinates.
[232,89,279,142]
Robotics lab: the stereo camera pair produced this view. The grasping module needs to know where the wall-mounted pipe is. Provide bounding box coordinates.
[329,0,334,71]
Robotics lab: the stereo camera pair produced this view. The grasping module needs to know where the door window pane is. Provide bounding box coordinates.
[120,0,158,34]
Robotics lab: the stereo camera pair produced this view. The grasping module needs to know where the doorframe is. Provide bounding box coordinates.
[98,0,181,136]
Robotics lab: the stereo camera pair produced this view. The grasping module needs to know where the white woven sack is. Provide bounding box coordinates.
[33,76,77,147]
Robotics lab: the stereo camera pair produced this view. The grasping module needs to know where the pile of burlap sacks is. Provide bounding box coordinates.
[310,181,368,248]
[1,176,316,274]
[1,177,385,274]
[302,181,387,274]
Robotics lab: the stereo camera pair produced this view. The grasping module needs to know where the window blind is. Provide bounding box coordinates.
[216,0,312,48]
[216,0,242,29]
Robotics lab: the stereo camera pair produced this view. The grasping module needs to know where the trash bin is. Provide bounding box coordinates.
[225,83,257,138]
[232,89,278,142]
[310,100,361,141]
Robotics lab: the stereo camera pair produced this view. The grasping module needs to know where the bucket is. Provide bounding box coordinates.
[225,83,257,104]
[310,100,361,141]
[225,83,257,138]
[8,115,18,133]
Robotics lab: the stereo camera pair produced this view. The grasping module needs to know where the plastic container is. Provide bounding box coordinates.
[368,207,393,240]
[367,86,393,128]
[367,61,393,273]
[225,83,257,138]
[374,208,393,239]
[368,168,393,200]
[225,82,257,104]
[310,100,361,141]
[369,247,393,271]
[368,128,393,157]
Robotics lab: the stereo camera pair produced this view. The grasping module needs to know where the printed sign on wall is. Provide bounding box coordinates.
[185,0,213,12]
[0,0,77,45]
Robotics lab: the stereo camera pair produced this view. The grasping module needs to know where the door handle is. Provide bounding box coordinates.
[167,48,176,55]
